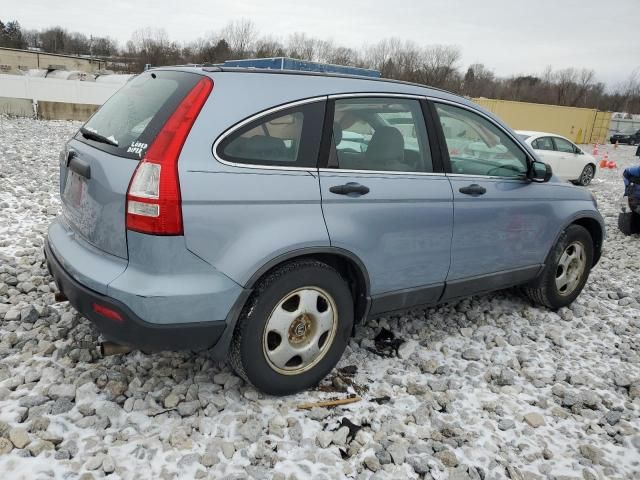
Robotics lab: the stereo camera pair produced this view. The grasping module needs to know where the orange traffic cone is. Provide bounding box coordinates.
[608,159,617,169]
[600,152,609,168]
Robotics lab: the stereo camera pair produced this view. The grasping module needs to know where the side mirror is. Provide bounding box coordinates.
[530,161,552,182]
[575,147,583,155]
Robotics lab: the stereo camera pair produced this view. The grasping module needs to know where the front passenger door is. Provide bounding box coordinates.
[433,101,554,299]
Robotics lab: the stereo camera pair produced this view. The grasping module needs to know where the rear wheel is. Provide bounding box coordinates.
[578,164,595,186]
[524,225,593,309]
[229,260,353,395]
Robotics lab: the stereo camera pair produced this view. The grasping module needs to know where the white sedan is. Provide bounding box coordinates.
[516,130,597,186]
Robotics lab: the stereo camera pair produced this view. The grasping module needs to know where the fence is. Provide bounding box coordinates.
[473,97,611,145]
[0,73,121,120]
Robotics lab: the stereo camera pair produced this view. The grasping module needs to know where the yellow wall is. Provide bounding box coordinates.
[472,97,610,145]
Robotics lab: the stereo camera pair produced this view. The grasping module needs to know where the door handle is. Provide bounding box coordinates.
[459,184,486,196]
[329,182,370,196]
[68,155,91,179]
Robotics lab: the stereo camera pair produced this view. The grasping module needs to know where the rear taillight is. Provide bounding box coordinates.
[126,77,213,235]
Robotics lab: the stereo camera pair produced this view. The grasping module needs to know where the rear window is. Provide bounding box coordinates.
[78,70,202,159]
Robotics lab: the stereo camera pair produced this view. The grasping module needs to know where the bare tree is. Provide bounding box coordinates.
[286,32,317,61]
[221,19,257,58]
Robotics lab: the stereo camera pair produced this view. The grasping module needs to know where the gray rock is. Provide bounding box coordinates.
[332,426,350,446]
[605,410,622,425]
[429,379,448,392]
[579,444,605,464]
[77,404,96,417]
[580,391,600,408]
[85,454,104,471]
[494,369,516,386]
[48,383,76,400]
[364,456,381,472]
[419,359,439,374]
[462,348,482,361]
[239,419,262,442]
[177,400,200,417]
[435,449,458,468]
[398,340,417,359]
[26,440,54,456]
[316,431,332,448]
[20,305,38,322]
[50,398,74,415]
[178,453,201,468]
[614,372,632,388]
[407,381,428,395]
[9,428,30,449]
[0,421,9,438]
[18,395,49,409]
[164,393,180,409]
[102,455,115,474]
[407,455,431,475]
[4,309,21,322]
[0,437,13,454]
[387,442,407,465]
[523,412,545,428]
[498,419,515,431]
[221,441,235,459]
[201,451,218,467]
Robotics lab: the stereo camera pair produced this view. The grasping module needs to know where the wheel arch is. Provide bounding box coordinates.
[571,216,604,266]
[245,247,372,324]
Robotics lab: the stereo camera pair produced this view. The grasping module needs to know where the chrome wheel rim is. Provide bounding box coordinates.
[555,241,587,296]
[581,166,594,185]
[262,287,338,375]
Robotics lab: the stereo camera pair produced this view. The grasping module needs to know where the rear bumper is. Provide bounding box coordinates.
[45,239,232,352]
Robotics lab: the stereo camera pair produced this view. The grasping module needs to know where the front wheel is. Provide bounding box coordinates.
[229,259,354,395]
[524,225,594,309]
[578,164,595,186]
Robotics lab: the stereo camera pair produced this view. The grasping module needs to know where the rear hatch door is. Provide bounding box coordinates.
[60,70,204,259]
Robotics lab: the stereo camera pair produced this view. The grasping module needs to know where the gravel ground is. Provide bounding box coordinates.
[0,116,639,480]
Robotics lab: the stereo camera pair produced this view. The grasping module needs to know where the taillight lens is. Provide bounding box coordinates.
[92,303,123,321]
[126,76,213,235]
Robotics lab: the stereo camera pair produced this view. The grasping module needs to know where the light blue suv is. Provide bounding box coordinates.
[45,67,605,395]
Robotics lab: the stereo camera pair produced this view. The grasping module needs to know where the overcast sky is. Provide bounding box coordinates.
[4,0,639,88]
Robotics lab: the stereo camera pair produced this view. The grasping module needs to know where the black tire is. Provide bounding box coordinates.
[524,225,594,310]
[229,259,354,395]
[618,211,640,236]
[578,164,595,186]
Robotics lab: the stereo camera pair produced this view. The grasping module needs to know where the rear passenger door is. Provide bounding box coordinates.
[431,101,553,300]
[318,96,453,315]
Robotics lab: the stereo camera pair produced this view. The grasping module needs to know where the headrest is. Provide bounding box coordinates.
[333,122,343,145]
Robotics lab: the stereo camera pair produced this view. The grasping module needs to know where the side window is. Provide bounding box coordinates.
[553,137,575,153]
[218,101,325,167]
[532,137,554,151]
[435,103,528,178]
[330,98,433,173]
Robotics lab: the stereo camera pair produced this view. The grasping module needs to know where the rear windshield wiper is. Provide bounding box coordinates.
[80,127,119,147]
